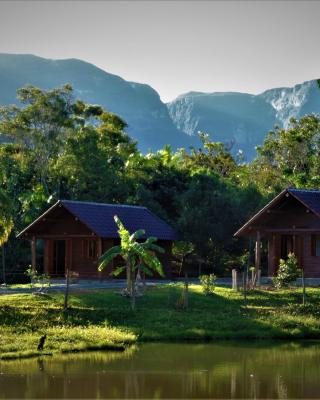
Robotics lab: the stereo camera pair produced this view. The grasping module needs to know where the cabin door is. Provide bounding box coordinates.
[280,235,294,259]
[280,235,303,263]
[53,240,66,277]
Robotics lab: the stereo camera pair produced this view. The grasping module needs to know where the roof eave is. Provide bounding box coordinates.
[60,201,99,236]
[288,190,320,219]
[16,200,61,238]
[17,200,101,239]
[234,188,288,237]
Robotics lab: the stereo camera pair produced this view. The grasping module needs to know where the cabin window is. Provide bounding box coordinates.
[81,239,97,259]
[311,235,320,257]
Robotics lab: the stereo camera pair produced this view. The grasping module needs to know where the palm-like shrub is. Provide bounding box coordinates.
[98,215,165,310]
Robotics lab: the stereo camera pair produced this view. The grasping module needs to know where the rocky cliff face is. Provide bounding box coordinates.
[167,91,276,159]
[260,80,320,128]
[0,53,194,152]
[167,80,320,159]
[0,53,319,158]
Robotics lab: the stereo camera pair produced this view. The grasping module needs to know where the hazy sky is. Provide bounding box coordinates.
[0,1,320,102]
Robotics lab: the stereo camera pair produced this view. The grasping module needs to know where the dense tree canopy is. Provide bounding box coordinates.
[256,115,320,189]
[1,84,319,281]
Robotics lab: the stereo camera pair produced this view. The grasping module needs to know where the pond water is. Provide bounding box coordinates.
[1,342,320,398]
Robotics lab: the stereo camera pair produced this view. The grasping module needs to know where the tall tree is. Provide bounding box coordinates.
[255,115,320,189]
[0,189,13,247]
[179,132,237,178]
[0,189,13,284]
[0,85,75,193]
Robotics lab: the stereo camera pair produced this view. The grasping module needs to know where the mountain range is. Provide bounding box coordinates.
[0,53,319,159]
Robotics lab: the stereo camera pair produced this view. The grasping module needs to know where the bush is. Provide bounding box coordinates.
[25,265,51,290]
[273,253,300,289]
[199,274,216,295]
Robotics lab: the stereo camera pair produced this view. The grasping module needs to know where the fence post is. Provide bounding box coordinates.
[257,269,261,286]
[232,269,238,290]
[31,236,36,272]
[1,245,6,285]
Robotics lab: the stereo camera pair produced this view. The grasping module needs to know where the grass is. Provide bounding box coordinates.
[1,284,320,360]
[3,283,50,289]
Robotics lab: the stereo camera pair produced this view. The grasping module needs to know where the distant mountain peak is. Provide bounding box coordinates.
[0,53,194,152]
[0,53,319,159]
[168,79,320,159]
[261,80,318,127]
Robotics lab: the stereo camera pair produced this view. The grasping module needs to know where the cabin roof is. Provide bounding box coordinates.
[18,200,179,240]
[234,188,320,237]
[289,189,320,216]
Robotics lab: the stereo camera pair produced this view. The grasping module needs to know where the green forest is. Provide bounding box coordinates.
[1,84,320,281]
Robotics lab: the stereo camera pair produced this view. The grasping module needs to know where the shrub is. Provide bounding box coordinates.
[25,266,51,291]
[199,274,216,295]
[273,253,300,289]
[25,266,39,284]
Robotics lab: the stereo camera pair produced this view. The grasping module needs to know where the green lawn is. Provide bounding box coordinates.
[1,284,320,360]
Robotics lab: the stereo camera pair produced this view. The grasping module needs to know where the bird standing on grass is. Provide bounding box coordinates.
[37,334,47,351]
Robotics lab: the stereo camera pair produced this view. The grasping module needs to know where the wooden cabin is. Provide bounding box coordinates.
[235,188,320,277]
[17,200,178,279]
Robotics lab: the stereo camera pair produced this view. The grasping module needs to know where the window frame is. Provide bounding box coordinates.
[81,239,97,259]
[311,234,320,257]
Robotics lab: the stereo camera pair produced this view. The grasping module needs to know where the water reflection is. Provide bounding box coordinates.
[1,342,320,398]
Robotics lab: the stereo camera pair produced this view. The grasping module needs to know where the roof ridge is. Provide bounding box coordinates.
[60,200,147,209]
[17,199,179,240]
[288,188,320,193]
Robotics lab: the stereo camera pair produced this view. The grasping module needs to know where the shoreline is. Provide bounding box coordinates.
[1,284,320,361]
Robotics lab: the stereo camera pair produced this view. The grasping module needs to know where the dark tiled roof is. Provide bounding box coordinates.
[61,200,178,240]
[288,188,320,216]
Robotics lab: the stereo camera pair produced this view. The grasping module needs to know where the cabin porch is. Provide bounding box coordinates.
[29,236,173,279]
[29,235,114,279]
[253,229,320,278]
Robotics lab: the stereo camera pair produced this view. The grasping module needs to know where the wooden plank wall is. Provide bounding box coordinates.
[267,233,320,277]
[43,236,174,279]
[302,235,320,277]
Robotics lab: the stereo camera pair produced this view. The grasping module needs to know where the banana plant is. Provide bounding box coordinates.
[98,215,164,310]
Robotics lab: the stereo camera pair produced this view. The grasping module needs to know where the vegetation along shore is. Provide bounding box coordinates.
[2,85,320,361]
[1,284,320,360]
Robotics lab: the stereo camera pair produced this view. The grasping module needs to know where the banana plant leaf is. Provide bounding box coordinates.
[142,242,165,254]
[98,245,121,271]
[111,266,126,277]
[132,242,164,277]
[130,229,145,241]
[138,264,153,276]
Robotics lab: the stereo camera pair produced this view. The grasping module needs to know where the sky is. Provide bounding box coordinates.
[0,0,320,102]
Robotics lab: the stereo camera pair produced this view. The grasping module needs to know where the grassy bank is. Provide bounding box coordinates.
[1,284,320,360]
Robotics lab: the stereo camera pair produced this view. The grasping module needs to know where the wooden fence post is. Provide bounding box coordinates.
[232,269,238,290]
[97,238,103,281]
[31,236,36,272]
[253,230,261,288]
[257,269,261,286]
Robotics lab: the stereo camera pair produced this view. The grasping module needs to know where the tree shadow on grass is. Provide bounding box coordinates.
[245,288,310,308]
[62,285,298,340]
[3,286,319,340]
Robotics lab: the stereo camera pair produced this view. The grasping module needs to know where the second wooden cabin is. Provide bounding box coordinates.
[235,188,320,277]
